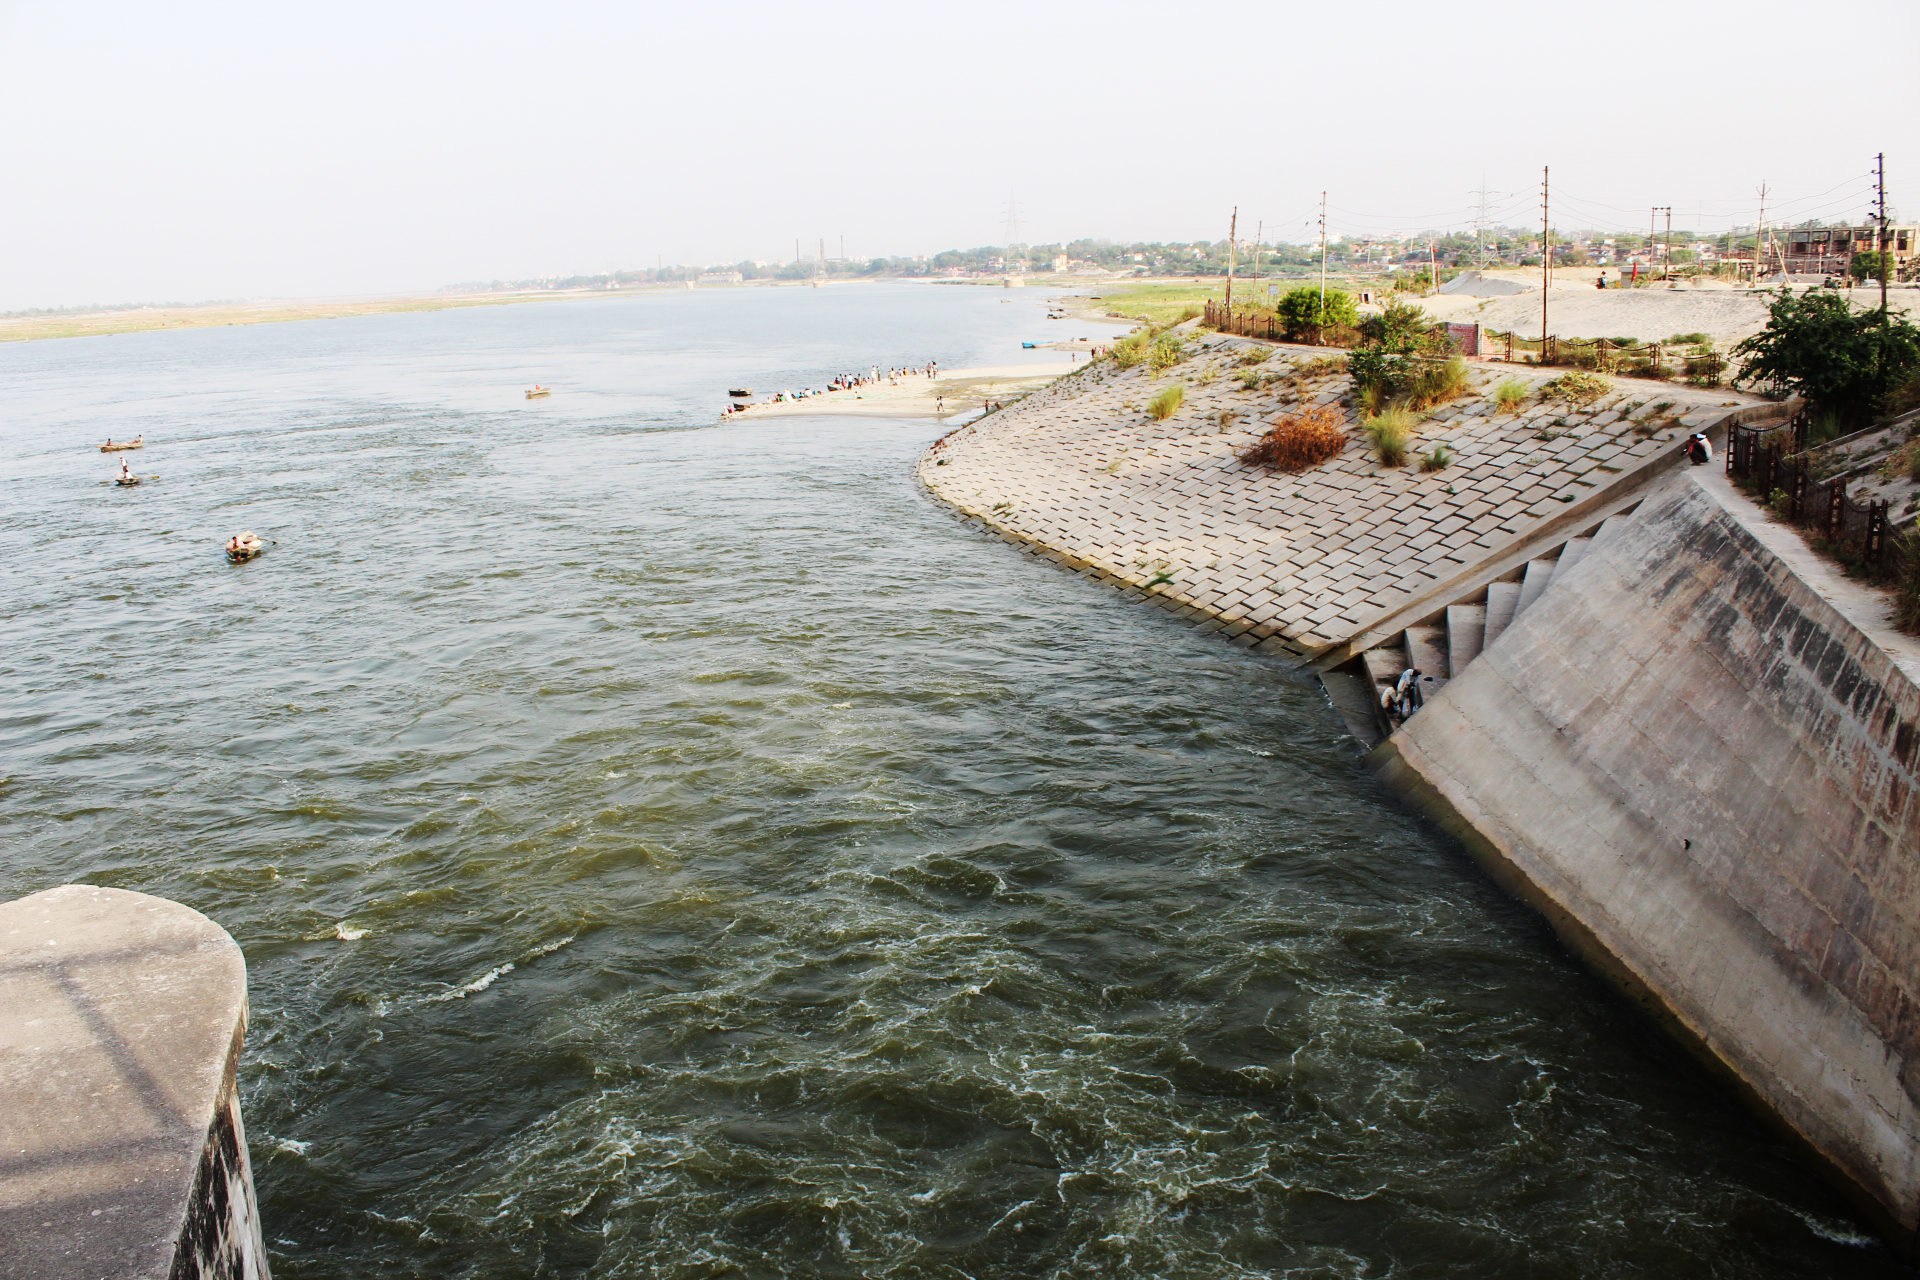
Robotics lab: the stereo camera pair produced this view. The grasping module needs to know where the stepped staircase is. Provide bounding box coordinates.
[1319,508,1637,750]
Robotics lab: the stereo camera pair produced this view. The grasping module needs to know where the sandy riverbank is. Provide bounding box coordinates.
[726,362,1085,420]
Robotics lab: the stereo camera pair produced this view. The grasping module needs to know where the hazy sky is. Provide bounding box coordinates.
[1,0,1913,310]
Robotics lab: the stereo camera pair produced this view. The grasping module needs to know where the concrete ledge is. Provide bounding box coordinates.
[0,885,269,1279]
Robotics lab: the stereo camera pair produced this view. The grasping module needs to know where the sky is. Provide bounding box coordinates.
[1,0,1914,310]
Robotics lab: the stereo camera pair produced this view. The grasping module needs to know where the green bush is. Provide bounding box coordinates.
[1418,443,1454,472]
[1685,345,1727,387]
[1276,286,1358,340]
[1147,385,1184,420]
[1358,298,1437,353]
[1667,332,1711,346]
[1493,378,1529,412]
[1363,408,1415,466]
[1148,333,1188,374]
[1348,347,1414,401]
[1733,286,1920,427]
[1110,333,1148,369]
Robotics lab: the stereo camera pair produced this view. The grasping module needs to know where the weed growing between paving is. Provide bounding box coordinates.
[1542,372,1610,407]
[1419,443,1454,472]
[1147,386,1184,420]
[1364,409,1415,466]
[1239,405,1347,472]
[1494,379,1529,413]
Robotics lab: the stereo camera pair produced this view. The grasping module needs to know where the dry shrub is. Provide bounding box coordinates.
[1239,404,1347,471]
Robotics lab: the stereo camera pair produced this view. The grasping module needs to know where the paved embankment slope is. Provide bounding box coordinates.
[919,330,1770,654]
[1371,474,1920,1242]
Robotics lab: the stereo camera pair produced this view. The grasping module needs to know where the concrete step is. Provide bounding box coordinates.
[1320,667,1388,751]
[1514,558,1557,619]
[1556,536,1594,575]
[1483,581,1521,650]
[1595,514,1629,545]
[1446,604,1486,676]
[1403,624,1450,706]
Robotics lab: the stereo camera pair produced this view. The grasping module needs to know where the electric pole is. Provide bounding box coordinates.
[1541,167,1550,342]
[1876,152,1890,320]
[1318,192,1328,307]
[1472,177,1492,269]
[1252,220,1262,282]
[1225,207,1238,311]
[1754,182,1768,285]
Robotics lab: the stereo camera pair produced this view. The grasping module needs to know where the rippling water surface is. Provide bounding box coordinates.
[0,283,1904,1278]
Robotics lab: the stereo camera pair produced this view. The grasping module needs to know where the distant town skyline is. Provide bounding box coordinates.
[0,0,1911,311]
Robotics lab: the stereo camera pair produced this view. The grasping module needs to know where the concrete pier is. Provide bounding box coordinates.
[0,885,269,1279]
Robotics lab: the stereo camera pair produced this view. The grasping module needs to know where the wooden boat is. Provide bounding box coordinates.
[525,386,551,399]
[728,388,753,397]
[225,532,265,563]
[99,436,144,452]
[114,475,142,487]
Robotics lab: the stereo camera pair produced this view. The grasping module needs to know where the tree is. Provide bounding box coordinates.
[1276,286,1357,339]
[1852,250,1893,283]
[1732,287,1920,425]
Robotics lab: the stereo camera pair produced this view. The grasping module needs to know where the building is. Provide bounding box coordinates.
[697,270,745,284]
[1781,223,1917,277]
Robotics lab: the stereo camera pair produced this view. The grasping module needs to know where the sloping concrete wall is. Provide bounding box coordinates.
[0,885,269,1279]
[1371,476,1920,1242]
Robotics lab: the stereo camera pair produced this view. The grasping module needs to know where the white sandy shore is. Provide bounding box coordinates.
[724,362,1084,420]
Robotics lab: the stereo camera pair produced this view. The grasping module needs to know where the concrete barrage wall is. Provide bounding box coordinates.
[1371,475,1920,1240]
[0,885,270,1280]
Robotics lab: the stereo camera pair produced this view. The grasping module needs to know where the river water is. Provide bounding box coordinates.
[0,283,1904,1278]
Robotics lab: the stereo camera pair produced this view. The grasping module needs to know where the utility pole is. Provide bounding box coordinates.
[1225,207,1238,311]
[1472,177,1492,269]
[1662,208,1673,279]
[1429,238,1440,296]
[1649,207,1671,279]
[1252,220,1262,282]
[1754,182,1769,286]
[1541,167,1550,342]
[1318,192,1328,307]
[1876,152,1890,320]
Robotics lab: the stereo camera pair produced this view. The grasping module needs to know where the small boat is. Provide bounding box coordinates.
[1021,342,1038,349]
[225,531,265,563]
[728,388,753,398]
[525,386,551,399]
[114,474,142,487]
[99,436,144,452]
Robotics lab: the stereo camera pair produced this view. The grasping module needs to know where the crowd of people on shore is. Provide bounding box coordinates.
[724,361,942,413]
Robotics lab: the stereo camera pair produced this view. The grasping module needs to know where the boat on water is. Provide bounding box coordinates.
[1021,342,1038,349]
[114,474,142,487]
[525,386,551,399]
[99,436,144,452]
[728,388,753,398]
[225,531,265,563]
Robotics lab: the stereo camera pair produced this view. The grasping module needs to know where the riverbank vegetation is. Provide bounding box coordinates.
[1239,405,1347,471]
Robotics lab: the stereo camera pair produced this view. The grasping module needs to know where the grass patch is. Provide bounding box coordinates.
[1148,333,1188,374]
[1147,385,1185,420]
[1494,378,1529,412]
[1542,371,1610,407]
[1363,408,1415,466]
[1418,443,1454,472]
[1407,357,1471,410]
[1239,404,1347,471]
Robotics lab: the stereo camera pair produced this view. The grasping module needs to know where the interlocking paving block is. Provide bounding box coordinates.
[919,340,1759,652]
